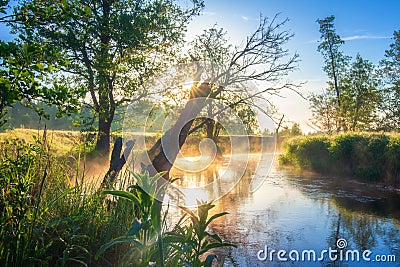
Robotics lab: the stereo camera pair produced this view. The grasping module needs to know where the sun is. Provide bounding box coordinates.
[182,78,194,93]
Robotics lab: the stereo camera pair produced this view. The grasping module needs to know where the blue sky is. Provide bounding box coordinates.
[185,0,400,132]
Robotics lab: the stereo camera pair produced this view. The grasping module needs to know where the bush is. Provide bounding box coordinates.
[279,133,400,184]
[279,136,331,172]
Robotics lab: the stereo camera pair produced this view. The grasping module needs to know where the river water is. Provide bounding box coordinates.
[167,153,400,266]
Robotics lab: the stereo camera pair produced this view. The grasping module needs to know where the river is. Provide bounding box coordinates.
[167,153,400,266]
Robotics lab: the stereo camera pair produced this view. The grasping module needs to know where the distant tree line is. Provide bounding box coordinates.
[310,15,400,134]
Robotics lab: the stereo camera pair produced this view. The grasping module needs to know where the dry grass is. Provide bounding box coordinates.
[0,128,82,156]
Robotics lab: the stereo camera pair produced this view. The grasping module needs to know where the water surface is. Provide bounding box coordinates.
[169,153,400,266]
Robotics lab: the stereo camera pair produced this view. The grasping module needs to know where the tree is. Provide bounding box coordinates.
[11,0,203,154]
[184,17,299,141]
[0,1,79,127]
[146,15,299,180]
[0,40,79,128]
[316,15,350,132]
[379,30,400,131]
[310,54,381,133]
[341,54,380,131]
[278,122,302,137]
[309,89,338,134]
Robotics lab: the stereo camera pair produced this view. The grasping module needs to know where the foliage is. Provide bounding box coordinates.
[10,0,204,153]
[279,133,400,184]
[164,202,235,266]
[97,173,233,267]
[0,135,233,266]
[97,172,168,266]
[279,135,330,172]
[309,89,338,134]
[312,16,386,134]
[278,122,303,137]
[340,54,381,131]
[0,40,80,127]
[316,16,349,83]
[379,30,400,131]
[0,137,91,266]
[316,15,350,132]
[166,16,300,140]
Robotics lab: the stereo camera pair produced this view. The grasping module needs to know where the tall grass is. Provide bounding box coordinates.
[279,133,400,184]
[0,135,233,266]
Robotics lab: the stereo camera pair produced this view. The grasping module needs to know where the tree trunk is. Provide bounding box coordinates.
[206,119,214,139]
[206,103,214,139]
[148,81,211,180]
[96,116,112,155]
[101,137,135,187]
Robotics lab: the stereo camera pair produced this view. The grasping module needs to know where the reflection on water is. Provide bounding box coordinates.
[167,153,400,266]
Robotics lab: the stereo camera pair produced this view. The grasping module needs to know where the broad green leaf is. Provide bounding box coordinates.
[103,189,141,207]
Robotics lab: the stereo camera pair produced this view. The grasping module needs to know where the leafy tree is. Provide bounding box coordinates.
[316,15,350,132]
[10,0,204,154]
[279,122,302,137]
[0,0,79,128]
[312,16,381,133]
[0,40,79,128]
[4,101,74,129]
[379,30,400,131]
[311,54,380,133]
[341,54,381,131]
[309,89,338,134]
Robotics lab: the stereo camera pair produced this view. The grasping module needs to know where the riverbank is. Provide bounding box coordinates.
[279,133,400,186]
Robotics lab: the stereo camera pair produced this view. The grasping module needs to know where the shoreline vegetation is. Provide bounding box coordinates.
[1,129,399,265]
[279,133,400,186]
[0,129,233,266]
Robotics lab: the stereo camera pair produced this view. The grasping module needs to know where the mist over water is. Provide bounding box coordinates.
[166,152,400,266]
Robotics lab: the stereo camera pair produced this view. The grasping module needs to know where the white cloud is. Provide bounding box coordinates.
[200,11,216,16]
[342,35,391,41]
[240,15,259,22]
[307,35,390,44]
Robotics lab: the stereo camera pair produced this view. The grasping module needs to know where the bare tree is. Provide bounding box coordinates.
[146,15,300,180]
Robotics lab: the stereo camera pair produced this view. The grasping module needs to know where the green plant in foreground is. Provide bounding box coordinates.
[97,172,234,267]
[97,172,168,266]
[164,201,236,267]
[0,136,235,266]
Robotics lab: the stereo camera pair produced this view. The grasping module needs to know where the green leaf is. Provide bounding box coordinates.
[83,5,91,15]
[127,219,143,236]
[203,254,216,267]
[207,233,222,243]
[199,243,236,255]
[39,187,76,218]
[151,201,162,232]
[205,212,229,227]
[103,189,141,207]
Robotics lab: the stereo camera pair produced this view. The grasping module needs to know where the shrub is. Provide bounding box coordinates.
[279,133,400,184]
[279,136,331,172]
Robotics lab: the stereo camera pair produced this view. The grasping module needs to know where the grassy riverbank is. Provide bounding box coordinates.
[279,133,400,185]
[0,130,232,266]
